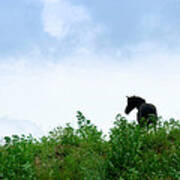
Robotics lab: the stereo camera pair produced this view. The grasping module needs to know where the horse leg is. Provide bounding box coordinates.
[137,112,144,127]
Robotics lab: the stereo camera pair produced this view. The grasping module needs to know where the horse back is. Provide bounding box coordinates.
[139,103,157,116]
[137,103,157,126]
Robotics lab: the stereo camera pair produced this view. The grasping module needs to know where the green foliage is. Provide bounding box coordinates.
[0,112,180,179]
[107,115,180,180]
[0,134,38,179]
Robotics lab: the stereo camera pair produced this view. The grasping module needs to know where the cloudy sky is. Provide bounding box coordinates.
[0,0,180,137]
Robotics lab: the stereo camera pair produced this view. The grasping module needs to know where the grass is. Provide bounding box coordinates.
[0,111,180,180]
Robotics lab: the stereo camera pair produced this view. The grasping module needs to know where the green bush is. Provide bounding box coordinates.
[0,112,180,179]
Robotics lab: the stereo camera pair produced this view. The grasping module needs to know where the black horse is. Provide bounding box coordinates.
[125,96,158,127]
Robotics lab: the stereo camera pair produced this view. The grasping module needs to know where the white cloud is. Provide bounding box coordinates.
[0,116,43,140]
[42,0,101,42]
[0,47,180,136]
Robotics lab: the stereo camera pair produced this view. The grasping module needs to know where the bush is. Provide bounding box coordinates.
[106,115,180,180]
[0,112,180,179]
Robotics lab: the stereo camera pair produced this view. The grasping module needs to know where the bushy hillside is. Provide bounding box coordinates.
[0,111,180,180]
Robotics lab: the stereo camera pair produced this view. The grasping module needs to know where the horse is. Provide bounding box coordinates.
[124,96,158,127]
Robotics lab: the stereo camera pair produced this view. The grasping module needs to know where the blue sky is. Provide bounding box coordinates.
[0,0,180,137]
[1,0,180,57]
[0,0,42,56]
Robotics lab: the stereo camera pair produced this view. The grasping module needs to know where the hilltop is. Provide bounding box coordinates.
[0,111,180,180]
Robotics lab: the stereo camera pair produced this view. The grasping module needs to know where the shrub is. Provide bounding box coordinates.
[0,112,180,179]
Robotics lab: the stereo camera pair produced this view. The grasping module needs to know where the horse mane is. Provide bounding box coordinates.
[131,96,146,107]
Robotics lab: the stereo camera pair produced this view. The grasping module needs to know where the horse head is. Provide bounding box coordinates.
[125,96,146,114]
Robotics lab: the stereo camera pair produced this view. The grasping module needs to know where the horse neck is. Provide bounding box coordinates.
[135,101,145,110]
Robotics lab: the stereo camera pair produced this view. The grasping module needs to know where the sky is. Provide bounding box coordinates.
[0,0,180,138]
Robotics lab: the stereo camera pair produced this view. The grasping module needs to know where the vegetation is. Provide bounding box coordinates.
[0,111,180,180]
